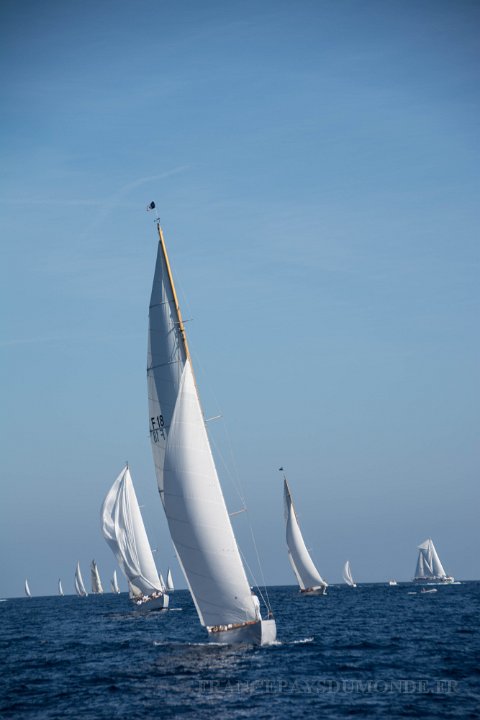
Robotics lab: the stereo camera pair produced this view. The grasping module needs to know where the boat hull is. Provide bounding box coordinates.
[413,577,454,585]
[207,619,277,645]
[300,586,327,596]
[132,593,169,612]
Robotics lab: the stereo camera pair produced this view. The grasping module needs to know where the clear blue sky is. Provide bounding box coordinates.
[1,0,479,597]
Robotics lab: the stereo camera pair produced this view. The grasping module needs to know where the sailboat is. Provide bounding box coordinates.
[413,538,454,584]
[110,570,121,594]
[343,560,357,587]
[166,568,174,593]
[58,579,64,596]
[283,474,327,595]
[90,560,104,594]
[24,579,32,597]
[75,562,88,597]
[101,465,168,611]
[147,215,276,644]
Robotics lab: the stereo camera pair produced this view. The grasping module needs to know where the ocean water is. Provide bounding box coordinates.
[0,583,478,719]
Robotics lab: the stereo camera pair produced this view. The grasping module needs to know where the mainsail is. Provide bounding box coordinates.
[58,579,64,596]
[283,477,327,591]
[147,222,268,632]
[414,538,448,580]
[166,568,174,592]
[90,560,104,594]
[75,562,88,596]
[111,570,120,594]
[24,579,31,598]
[343,560,356,587]
[101,465,164,596]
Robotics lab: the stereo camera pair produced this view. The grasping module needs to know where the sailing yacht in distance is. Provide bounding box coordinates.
[147,213,276,644]
[90,560,104,594]
[24,579,32,598]
[413,538,454,584]
[75,562,88,597]
[343,561,357,587]
[111,570,120,594]
[101,464,168,611]
[58,579,64,596]
[283,473,327,595]
[166,568,174,593]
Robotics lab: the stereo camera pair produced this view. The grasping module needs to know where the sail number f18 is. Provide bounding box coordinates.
[150,415,165,443]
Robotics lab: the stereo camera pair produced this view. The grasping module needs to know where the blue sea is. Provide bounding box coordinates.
[1,583,479,719]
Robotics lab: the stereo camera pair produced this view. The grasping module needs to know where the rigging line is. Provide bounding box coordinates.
[247,521,272,613]
[238,545,271,616]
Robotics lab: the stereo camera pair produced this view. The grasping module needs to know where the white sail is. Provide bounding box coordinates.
[101,465,164,596]
[111,570,120,594]
[159,573,166,591]
[75,562,88,596]
[90,560,104,594]
[147,223,270,634]
[58,579,64,596]
[166,568,174,592]
[414,538,447,580]
[284,478,327,591]
[24,579,31,597]
[343,560,356,586]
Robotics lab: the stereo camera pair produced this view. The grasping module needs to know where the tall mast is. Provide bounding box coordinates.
[156,222,192,366]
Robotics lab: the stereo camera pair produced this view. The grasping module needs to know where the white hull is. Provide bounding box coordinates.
[132,593,169,613]
[300,586,327,596]
[413,576,454,585]
[207,619,277,645]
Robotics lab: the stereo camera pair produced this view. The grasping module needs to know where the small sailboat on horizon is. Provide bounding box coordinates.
[343,560,357,587]
[58,579,64,596]
[24,579,32,598]
[147,214,275,644]
[283,473,327,595]
[166,568,174,593]
[110,570,120,594]
[101,464,168,611]
[90,560,104,594]
[413,538,454,584]
[75,562,88,597]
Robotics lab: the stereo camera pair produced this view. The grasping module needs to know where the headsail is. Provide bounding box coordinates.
[166,568,174,592]
[147,223,264,630]
[58,579,64,596]
[343,560,356,586]
[90,560,104,594]
[24,579,31,598]
[283,478,327,591]
[75,562,88,596]
[101,465,164,596]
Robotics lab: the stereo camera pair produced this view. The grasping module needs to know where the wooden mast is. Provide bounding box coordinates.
[156,222,192,366]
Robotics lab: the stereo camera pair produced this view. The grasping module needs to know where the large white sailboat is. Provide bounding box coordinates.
[75,562,88,597]
[90,560,104,594]
[343,560,357,587]
[101,465,168,611]
[283,475,327,595]
[147,215,276,644]
[413,538,454,584]
[24,579,32,598]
